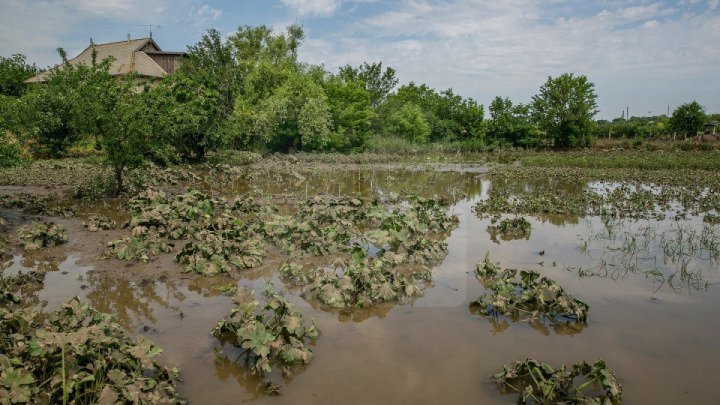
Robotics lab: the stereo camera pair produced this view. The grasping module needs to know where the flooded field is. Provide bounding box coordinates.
[2,160,719,404]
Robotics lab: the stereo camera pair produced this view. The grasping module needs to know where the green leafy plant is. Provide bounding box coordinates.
[471,255,588,329]
[17,221,68,251]
[176,230,265,276]
[487,216,532,241]
[0,297,184,404]
[104,232,174,261]
[212,283,318,383]
[82,214,116,231]
[493,358,622,404]
[301,246,425,308]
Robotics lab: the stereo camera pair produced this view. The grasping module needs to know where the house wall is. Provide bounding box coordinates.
[140,42,160,52]
[147,54,183,74]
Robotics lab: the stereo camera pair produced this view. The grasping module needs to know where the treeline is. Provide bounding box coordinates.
[594,103,718,140]
[0,25,714,186]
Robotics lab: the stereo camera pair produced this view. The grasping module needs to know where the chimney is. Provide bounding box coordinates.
[127,33,131,43]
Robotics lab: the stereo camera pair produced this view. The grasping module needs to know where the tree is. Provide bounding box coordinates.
[670,101,706,138]
[531,73,598,148]
[338,62,398,109]
[101,85,153,192]
[15,82,75,157]
[488,96,539,147]
[385,103,430,143]
[253,71,333,151]
[154,29,240,161]
[382,83,484,143]
[0,54,37,97]
[227,25,307,150]
[322,74,376,151]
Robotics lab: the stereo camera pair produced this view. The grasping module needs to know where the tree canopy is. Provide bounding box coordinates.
[670,101,706,138]
[531,73,598,148]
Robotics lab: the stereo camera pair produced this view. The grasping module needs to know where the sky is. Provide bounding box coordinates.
[1,0,719,119]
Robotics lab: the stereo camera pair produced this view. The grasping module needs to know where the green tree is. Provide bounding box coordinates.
[531,73,598,148]
[322,74,376,151]
[153,29,240,161]
[11,48,112,157]
[385,103,430,143]
[488,96,539,147]
[0,54,37,97]
[101,85,153,192]
[338,62,397,109]
[15,83,75,157]
[382,83,484,143]
[253,71,333,151]
[227,25,306,149]
[670,101,706,138]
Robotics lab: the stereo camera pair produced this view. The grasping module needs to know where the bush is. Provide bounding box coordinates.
[384,103,430,143]
[0,133,26,168]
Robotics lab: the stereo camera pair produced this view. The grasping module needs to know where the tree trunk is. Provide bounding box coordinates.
[114,165,124,194]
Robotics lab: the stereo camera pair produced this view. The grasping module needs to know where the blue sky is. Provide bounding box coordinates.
[1,0,719,119]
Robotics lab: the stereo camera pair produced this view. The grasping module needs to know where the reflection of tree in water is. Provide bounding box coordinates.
[253,169,484,201]
[8,254,68,309]
[213,339,312,397]
[483,177,586,226]
[305,298,395,323]
[85,273,184,330]
[20,254,63,273]
[468,305,586,336]
[488,230,531,244]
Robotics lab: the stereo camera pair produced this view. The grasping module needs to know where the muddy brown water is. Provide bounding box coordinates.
[2,167,720,404]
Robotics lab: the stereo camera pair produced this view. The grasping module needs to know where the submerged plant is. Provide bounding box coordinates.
[487,216,532,242]
[493,358,622,404]
[17,221,68,251]
[82,214,116,231]
[471,255,588,330]
[105,231,174,261]
[176,230,265,276]
[0,297,184,404]
[301,246,425,308]
[212,283,318,379]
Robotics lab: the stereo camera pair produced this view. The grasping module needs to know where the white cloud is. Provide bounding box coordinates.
[709,0,720,10]
[281,0,341,17]
[298,0,720,117]
[643,19,659,28]
[58,0,170,19]
[189,4,223,25]
[0,0,192,67]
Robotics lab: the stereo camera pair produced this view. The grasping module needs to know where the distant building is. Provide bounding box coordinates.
[701,121,718,141]
[26,36,186,83]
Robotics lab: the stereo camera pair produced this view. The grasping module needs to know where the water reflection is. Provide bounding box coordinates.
[468,307,586,336]
[85,274,184,329]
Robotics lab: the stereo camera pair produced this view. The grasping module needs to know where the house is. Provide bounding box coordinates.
[701,121,718,141]
[25,36,186,83]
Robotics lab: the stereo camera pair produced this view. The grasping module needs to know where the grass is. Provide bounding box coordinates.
[520,149,720,170]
